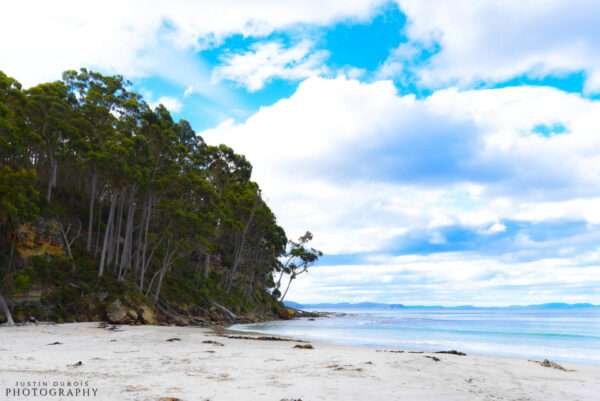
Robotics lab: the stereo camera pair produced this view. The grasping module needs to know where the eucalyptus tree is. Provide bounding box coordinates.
[0,72,40,325]
[0,67,318,321]
[277,232,323,302]
[25,82,76,203]
[62,69,138,253]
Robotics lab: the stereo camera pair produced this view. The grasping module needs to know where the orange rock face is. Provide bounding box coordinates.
[15,219,64,258]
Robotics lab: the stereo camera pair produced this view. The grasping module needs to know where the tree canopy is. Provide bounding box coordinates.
[0,69,320,325]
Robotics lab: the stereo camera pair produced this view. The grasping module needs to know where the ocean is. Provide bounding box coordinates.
[232,306,600,364]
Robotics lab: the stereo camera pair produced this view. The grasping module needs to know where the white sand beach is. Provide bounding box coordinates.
[1,323,599,401]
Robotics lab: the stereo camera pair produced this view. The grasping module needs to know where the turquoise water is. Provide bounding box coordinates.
[232,307,600,364]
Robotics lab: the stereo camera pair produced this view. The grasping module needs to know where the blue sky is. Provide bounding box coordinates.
[3,0,600,305]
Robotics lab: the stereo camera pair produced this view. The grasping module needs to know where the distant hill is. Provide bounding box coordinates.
[284,301,405,310]
[285,301,598,310]
[508,302,597,309]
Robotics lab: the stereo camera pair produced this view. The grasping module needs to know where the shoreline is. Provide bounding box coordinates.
[2,322,600,400]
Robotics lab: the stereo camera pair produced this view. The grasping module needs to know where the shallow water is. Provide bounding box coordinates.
[232,307,600,364]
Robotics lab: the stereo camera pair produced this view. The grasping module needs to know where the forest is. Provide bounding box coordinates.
[0,69,320,326]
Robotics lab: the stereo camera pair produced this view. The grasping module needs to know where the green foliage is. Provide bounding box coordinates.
[0,166,40,224]
[276,231,323,301]
[0,68,318,323]
[13,269,33,292]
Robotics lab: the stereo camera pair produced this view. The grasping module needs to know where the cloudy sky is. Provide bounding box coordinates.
[3,0,600,305]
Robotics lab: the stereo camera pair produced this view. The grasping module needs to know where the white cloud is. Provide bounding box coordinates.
[390,0,600,92]
[286,252,600,306]
[0,0,384,87]
[213,40,329,91]
[202,77,600,260]
[150,96,183,113]
[486,223,507,235]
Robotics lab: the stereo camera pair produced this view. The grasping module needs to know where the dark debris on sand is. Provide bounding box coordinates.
[202,340,224,346]
[530,359,574,372]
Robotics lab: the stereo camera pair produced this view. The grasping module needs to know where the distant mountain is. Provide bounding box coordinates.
[285,301,598,310]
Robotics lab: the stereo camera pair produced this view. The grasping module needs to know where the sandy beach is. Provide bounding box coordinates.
[1,323,599,401]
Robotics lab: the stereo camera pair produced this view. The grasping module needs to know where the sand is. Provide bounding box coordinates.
[1,322,599,401]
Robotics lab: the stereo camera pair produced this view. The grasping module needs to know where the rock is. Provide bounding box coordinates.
[293,344,314,350]
[138,304,157,325]
[15,219,65,258]
[435,350,467,356]
[278,308,297,320]
[68,361,83,367]
[106,299,135,324]
[126,308,138,321]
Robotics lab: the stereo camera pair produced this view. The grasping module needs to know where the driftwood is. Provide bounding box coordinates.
[0,292,14,326]
[202,340,224,346]
[530,359,574,372]
[210,301,237,321]
[222,334,306,343]
[156,301,208,326]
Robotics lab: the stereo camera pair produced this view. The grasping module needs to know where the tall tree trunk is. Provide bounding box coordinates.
[111,190,125,268]
[0,292,15,326]
[86,168,97,252]
[119,191,136,281]
[245,271,256,300]
[139,196,154,290]
[46,153,57,203]
[94,194,102,256]
[98,192,118,277]
[133,197,148,278]
[203,254,211,279]
[152,244,176,304]
[153,255,174,304]
[280,275,295,302]
[226,198,259,292]
[140,236,161,292]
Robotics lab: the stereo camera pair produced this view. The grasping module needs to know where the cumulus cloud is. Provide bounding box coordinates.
[213,40,329,91]
[0,0,384,87]
[150,96,183,113]
[286,252,600,306]
[388,0,600,92]
[202,76,600,303]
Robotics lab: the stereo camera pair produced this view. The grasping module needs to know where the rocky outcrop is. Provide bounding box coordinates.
[15,219,64,258]
[277,308,297,320]
[138,304,157,325]
[106,299,138,324]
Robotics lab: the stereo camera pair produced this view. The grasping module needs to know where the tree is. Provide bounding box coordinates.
[25,82,76,202]
[277,232,322,302]
[0,67,317,324]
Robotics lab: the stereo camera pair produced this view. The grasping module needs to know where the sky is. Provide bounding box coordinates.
[2,0,600,306]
